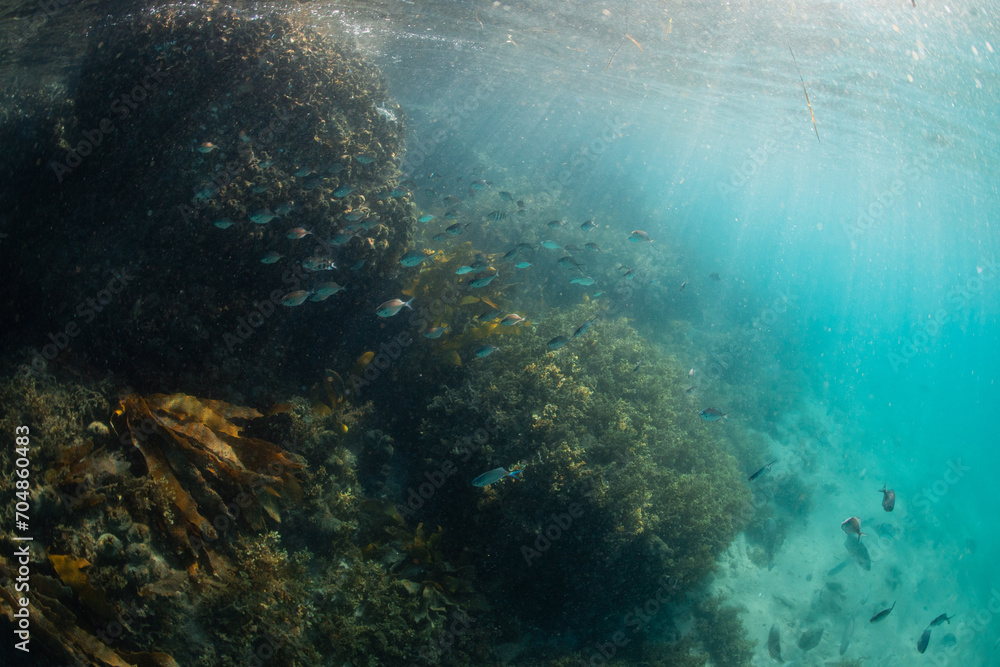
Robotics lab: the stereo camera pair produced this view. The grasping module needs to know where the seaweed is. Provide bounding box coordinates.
[694,595,755,667]
[112,393,304,569]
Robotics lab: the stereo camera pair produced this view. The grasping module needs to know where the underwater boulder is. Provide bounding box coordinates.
[3,7,412,397]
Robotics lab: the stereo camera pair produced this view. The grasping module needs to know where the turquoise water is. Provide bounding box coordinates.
[1,0,997,663]
[336,0,1000,662]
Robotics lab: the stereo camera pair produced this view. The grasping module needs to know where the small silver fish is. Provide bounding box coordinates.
[541,240,561,250]
[423,326,448,339]
[474,344,499,358]
[286,227,312,240]
[456,266,475,275]
[282,290,311,307]
[629,230,653,242]
[376,298,414,318]
[500,314,525,326]
[472,467,522,487]
[250,208,277,224]
[302,256,336,272]
[309,282,345,301]
[699,408,727,422]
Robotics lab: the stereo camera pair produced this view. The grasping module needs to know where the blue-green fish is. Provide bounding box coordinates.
[477,307,502,321]
[515,261,532,269]
[469,271,499,288]
[541,240,561,250]
[444,209,459,219]
[423,326,448,339]
[472,467,522,487]
[355,153,375,164]
[213,218,235,229]
[500,314,526,326]
[376,298,414,318]
[487,210,507,221]
[581,219,597,231]
[250,208,277,224]
[585,242,601,252]
[629,230,653,243]
[547,219,564,229]
[259,159,274,169]
[309,282,346,301]
[329,231,355,246]
[418,214,435,223]
[573,319,594,338]
[446,223,467,236]
[260,251,283,264]
[282,290,311,307]
[344,210,366,221]
[456,266,476,275]
[294,166,315,177]
[274,202,295,217]
[400,249,433,267]
[474,344,499,358]
[350,259,367,272]
[699,408,728,422]
[327,162,344,174]
[390,188,408,197]
[333,184,353,197]
[432,233,449,243]
[547,336,569,350]
[499,191,514,201]
[570,277,595,286]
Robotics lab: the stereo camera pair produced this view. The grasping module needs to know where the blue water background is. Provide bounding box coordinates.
[322,0,1000,657]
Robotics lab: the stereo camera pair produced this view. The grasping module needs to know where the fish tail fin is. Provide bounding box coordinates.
[509,470,523,480]
[404,298,414,310]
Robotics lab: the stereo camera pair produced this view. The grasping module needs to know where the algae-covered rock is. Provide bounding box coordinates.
[392,303,752,636]
[1,6,413,399]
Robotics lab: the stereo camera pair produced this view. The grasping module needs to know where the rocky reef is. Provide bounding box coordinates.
[0,7,412,401]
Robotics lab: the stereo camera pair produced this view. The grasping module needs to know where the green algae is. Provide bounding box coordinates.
[693,595,755,667]
[393,303,752,638]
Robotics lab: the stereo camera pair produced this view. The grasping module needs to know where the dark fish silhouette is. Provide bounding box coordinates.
[929,613,953,627]
[768,623,783,661]
[763,517,778,571]
[918,628,931,653]
[879,483,896,512]
[827,557,852,576]
[749,459,778,481]
[845,534,872,571]
[840,613,855,655]
[798,627,823,651]
[870,601,895,623]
